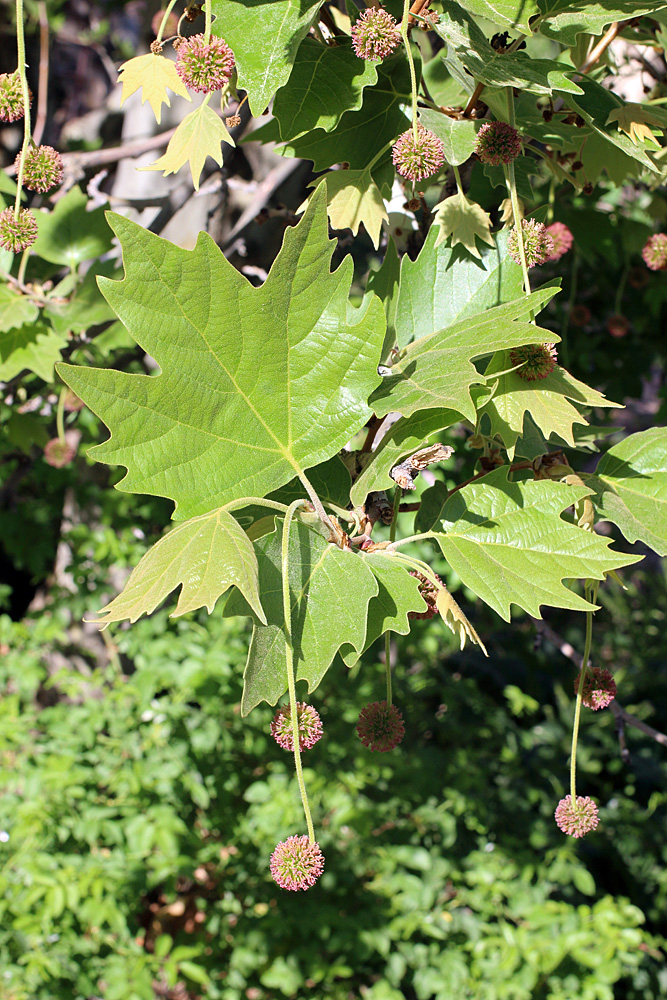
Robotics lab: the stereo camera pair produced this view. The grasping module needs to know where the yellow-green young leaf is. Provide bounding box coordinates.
[306,170,388,249]
[141,104,234,189]
[118,53,191,125]
[606,103,665,147]
[93,508,266,624]
[433,193,494,259]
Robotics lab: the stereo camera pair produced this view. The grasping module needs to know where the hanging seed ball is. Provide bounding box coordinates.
[62,389,85,413]
[392,125,445,183]
[175,33,235,93]
[151,8,180,38]
[545,222,574,261]
[15,145,64,193]
[507,219,555,268]
[475,121,522,165]
[575,666,617,710]
[509,343,557,381]
[351,8,402,61]
[641,233,667,272]
[270,703,323,751]
[569,304,591,327]
[44,438,77,468]
[0,71,31,122]
[607,314,629,338]
[356,700,405,752]
[270,835,324,891]
[554,795,599,838]
[0,207,38,253]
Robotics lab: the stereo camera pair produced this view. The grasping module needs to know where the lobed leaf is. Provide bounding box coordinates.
[57,188,385,520]
[586,428,667,556]
[480,350,621,453]
[92,508,266,624]
[209,0,323,115]
[140,104,234,190]
[433,469,641,621]
[369,287,560,422]
[117,53,191,125]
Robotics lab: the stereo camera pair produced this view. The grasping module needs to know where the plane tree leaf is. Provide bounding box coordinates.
[456,0,539,33]
[432,468,641,621]
[480,350,621,453]
[209,0,323,115]
[56,188,385,520]
[140,104,234,190]
[435,2,582,96]
[392,227,523,350]
[586,428,667,556]
[117,53,191,124]
[535,2,667,45]
[33,186,113,268]
[369,287,560,422]
[273,37,378,139]
[92,508,266,625]
[224,520,381,714]
[305,169,388,249]
[251,55,411,173]
[339,553,428,666]
[433,192,495,260]
[0,323,67,382]
[418,110,480,166]
[0,286,38,332]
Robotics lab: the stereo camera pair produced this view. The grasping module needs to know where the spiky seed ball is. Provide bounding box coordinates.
[607,314,629,338]
[151,8,179,38]
[554,795,599,838]
[545,221,574,262]
[507,218,555,268]
[509,342,557,381]
[15,145,64,193]
[569,304,591,327]
[175,33,235,93]
[351,8,401,61]
[575,667,617,710]
[0,207,38,253]
[226,114,241,128]
[270,703,323,751]
[0,71,31,122]
[62,389,85,412]
[44,438,77,468]
[641,233,667,272]
[408,570,442,620]
[392,125,445,183]
[475,121,522,165]
[356,701,405,752]
[270,835,324,891]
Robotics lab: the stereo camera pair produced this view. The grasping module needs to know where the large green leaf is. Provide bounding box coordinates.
[418,110,480,167]
[32,186,113,268]
[350,409,461,506]
[56,188,385,520]
[586,428,667,556]
[0,323,67,382]
[433,469,640,620]
[369,287,560,422]
[339,552,427,666]
[209,0,323,115]
[225,520,380,714]
[273,37,378,139]
[436,2,583,95]
[458,0,539,32]
[251,55,411,172]
[392,227,523,350]
[0,286,38,333]
[535,1,667,44]
[92,508,266,624]
[480,350,621,452]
